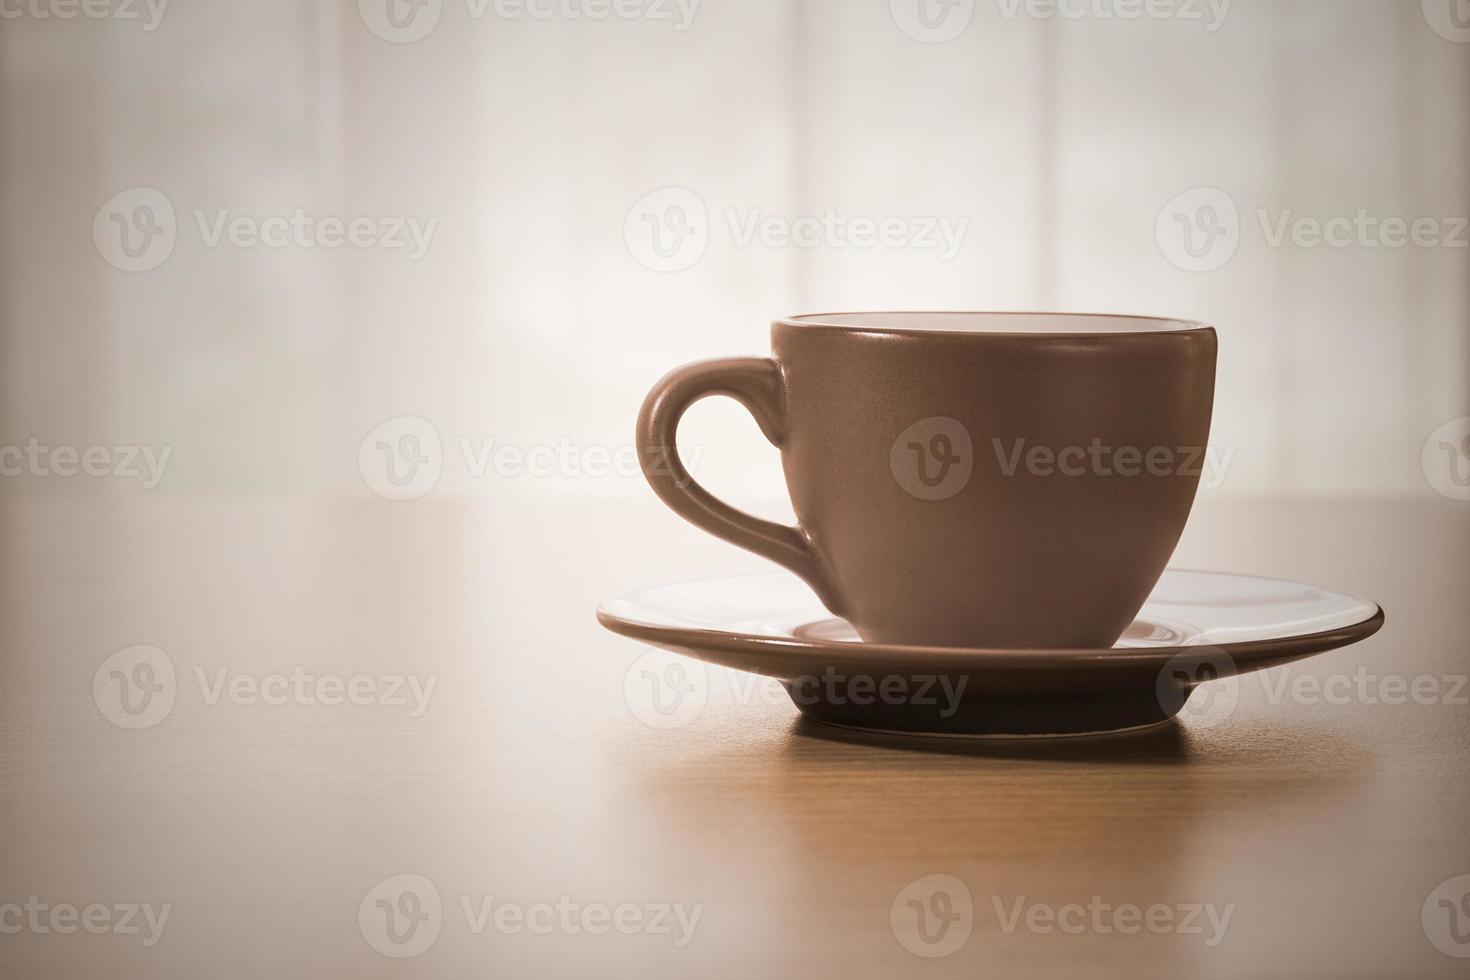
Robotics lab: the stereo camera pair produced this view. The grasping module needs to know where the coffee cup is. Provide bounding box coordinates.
[637,312,1216,648]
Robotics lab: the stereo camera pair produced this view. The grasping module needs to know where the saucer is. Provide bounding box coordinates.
[597,569,1384,737]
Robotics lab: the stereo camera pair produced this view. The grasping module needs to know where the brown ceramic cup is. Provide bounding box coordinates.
[637,312,1217,649]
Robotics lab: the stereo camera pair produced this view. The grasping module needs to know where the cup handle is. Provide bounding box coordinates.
[637,357,844,615]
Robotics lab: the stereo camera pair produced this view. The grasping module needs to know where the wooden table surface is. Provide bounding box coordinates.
[1,495,1467,979]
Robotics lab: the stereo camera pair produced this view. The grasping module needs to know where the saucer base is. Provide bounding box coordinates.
[797,711,1179,741]
[783,680,1177,738]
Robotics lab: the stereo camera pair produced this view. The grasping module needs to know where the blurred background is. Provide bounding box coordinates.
[2,0,1466,510]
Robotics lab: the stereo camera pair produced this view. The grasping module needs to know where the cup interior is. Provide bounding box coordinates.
[778,311,1208,335]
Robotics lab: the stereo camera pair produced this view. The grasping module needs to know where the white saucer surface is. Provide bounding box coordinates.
[601,569,1380,649]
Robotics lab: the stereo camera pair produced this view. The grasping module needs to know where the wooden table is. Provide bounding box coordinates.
[1,496,1466,978]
